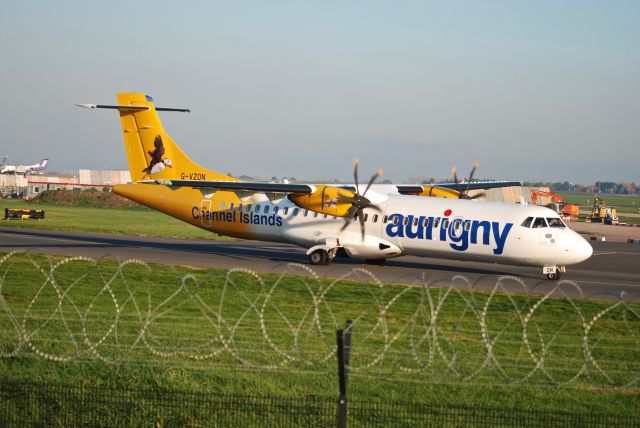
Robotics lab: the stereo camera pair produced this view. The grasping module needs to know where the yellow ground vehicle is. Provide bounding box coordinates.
[588,196,619,225]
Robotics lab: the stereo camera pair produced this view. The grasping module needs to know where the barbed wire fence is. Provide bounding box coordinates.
[1,250,639,426]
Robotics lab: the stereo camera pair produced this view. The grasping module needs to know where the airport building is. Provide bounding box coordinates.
[0,170,131,199]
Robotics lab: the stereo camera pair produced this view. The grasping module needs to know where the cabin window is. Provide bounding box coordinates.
[433,218,440,228]
[452,219,462,231]
[314,212,318,218]
[547,218,566,228]
[263,205,270,214]
[521,217,534,228]
[283,207,289,215]
[219,201,226,210]
[255,204,261,212]
[293,208,299,216]
[323,214,328,219]
[532,217,548,228]
[229,202,234,210]
[392,217,399,225]
[464,221,471,231]
[245,204,252,212]
[363,213,369,222]
[383,215,388,223]
[238,204,243,212]
[413,217,419,227]
[372,214,378,223]
[304,209,309,217]
[442,219,449,229]
[273,206,279,215]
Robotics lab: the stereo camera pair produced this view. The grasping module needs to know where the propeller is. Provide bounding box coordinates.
[339,159,383,240]
[451,163,485,200]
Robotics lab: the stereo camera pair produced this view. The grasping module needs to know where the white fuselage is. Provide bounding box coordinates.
[202,187,592,268]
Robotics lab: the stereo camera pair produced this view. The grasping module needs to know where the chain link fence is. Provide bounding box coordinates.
[1,380,638,427]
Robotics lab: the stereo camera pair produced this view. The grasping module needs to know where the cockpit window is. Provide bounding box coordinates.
[532,217,548,228]
[546,218,566,228]
[521,217,534,228]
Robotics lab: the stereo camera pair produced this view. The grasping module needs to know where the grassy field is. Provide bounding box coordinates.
[556,192,640,224]
[0,198,231,240]
[558,192,640,214]
[1,252,639,424]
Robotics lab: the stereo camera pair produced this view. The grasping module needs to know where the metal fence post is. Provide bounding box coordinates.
[337,320,352,428]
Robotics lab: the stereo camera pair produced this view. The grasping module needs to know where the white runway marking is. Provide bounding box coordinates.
[576,280,640,287]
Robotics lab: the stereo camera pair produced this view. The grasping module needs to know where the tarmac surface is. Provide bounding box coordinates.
[569,221,640,242]
[2,226,639,301]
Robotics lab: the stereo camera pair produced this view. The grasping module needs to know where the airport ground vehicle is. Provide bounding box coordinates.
[588,196,619,225]
[530,190,580,220]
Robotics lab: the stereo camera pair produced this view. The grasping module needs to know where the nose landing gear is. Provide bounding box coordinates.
[543,265,566,281]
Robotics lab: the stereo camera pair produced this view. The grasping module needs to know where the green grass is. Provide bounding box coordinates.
[556,192,640,224]
[1,252,639,424]
[558,192,640,213]
[0,198,231,240]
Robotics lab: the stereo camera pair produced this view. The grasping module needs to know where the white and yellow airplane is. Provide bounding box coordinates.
[78,93,592,280]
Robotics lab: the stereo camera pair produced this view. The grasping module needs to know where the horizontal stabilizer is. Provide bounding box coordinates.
[76,104,190,113]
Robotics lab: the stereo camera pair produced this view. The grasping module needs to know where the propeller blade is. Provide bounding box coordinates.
[465,163,479,195]
[451,166,462,195]
[338,194,356,204]
[362,169,383,197]
[353,158,360,193]
[358,208,365,241]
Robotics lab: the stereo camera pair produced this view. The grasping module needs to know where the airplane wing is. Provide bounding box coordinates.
[140,179,521,195]
[395,181,522,194]
[143,180,314,194]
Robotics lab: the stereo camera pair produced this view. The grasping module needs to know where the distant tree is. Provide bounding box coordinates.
[595,182,616,193]
[615,184,630,194]
[550,181,572,192]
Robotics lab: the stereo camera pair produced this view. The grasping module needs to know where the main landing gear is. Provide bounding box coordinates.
[543,266,566,281]
[308,248,338,266]
[309,249,327,265]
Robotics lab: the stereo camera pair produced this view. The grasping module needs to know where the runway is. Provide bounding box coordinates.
[1,226,639,301]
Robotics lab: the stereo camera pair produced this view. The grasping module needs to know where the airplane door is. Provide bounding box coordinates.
[200,199,212,228]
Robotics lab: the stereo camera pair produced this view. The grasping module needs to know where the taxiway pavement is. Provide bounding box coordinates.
[1,226,639,301]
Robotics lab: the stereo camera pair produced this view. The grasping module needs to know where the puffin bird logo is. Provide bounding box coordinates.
[143,135,173,176]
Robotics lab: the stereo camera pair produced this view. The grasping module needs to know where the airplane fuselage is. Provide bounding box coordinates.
[114,183,592,271]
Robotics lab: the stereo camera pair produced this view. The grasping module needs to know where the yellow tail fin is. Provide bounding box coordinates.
[116,92,235,182]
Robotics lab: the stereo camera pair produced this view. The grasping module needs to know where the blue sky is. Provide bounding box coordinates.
[1,1,638,183]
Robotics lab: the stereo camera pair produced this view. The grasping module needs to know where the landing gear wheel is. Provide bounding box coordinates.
[546,272,561,281]
[365,258,386,266]
[309,249,327,266]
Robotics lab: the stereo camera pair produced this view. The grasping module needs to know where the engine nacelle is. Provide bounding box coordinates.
[288,185,356,218]
[411,185,460,199]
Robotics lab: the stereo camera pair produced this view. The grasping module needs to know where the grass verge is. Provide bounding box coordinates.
[0,198,231,240]
[1,252,639,422]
